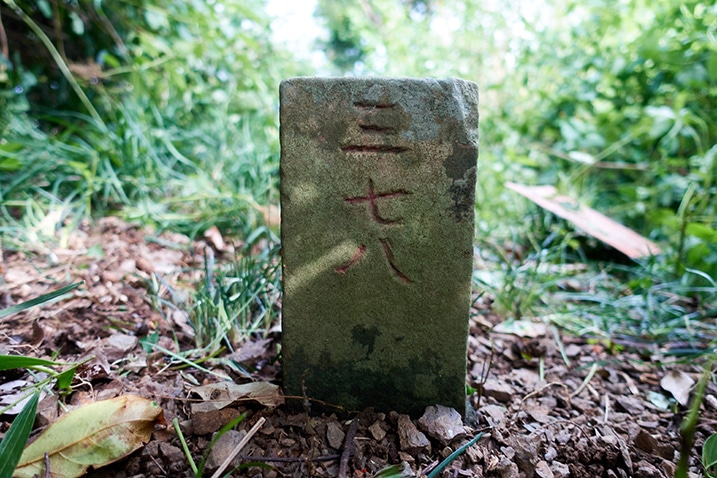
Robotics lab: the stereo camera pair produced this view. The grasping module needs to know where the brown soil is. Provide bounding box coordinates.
[1,218,713,477]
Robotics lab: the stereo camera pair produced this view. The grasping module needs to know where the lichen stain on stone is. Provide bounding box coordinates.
[448,169,477,222]
[444,142,478,181]
[351,324,382,360]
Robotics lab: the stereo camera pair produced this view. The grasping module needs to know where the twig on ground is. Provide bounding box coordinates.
[338,418,360,478]
[473,343,494,409]
[44,453,51,478]
[148,454,167,475]
[241,454,340,463]
[210,417,265,478]
[521,382,569,405]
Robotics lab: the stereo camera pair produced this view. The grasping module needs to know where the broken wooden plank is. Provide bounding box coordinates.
[505,182,661,259]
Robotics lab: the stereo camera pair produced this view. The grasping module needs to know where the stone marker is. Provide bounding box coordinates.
[280,77,478,417]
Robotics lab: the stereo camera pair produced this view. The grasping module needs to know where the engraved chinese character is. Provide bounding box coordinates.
[336,178,412,283]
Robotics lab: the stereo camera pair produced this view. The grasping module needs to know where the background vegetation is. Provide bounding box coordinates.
[1,0,716,351]
[1,0,304,241]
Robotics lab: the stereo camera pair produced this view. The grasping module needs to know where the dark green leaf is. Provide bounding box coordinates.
[374,464,403,477]
[0,355,61,372]
[707,54,717,82]
[56,366,77,391]
[0,392,39,478]
[703,433,717,477]
[0,158,21,171]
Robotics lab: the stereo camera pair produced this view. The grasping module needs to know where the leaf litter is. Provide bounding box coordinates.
[0,218,715,477]
[14,395,164,478]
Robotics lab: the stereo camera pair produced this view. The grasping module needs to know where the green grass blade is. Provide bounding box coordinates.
[0,281,83,319]
[196,412,247,477]
[374,464,403,477]
[426,432,483,478]
[0,355,62,372]
[0,392,39,478]
[172,418,198,476]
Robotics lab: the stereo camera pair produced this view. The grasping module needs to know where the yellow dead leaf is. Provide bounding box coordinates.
[14,395,164,478]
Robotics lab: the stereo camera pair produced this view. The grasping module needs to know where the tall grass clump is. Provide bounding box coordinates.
[189,235,281,356]
[0,0,304,243]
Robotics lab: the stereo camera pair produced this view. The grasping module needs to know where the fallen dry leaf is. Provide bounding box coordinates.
[14,395,164,478]
[230,338,272,363]
[660,370,695,407]
[190,381,284,413]
[203,225,227,251]
[0,380,47,416]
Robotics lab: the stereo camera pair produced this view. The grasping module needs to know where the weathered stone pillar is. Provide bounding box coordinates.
[280,77,478,416]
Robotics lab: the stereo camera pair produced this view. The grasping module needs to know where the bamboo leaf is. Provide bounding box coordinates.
[14,395,164,478]
[0,355,61,372]
[0,282,83,319]
[0,392,39,478]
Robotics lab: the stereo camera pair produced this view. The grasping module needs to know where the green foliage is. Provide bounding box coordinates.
[195,412,248,477]
[0,354,64,371]
[1,0,715,356]
[144,230,280,364]
[0,355,78,416]
[703,431,717,478]
[313,0,717,350]
[473,219,581,320]
[0,342,82,476]
[501,0,717,278]
[677,363,713,478]
[316,0,716,226]
[0,284,84,426]
[0,281,82,318]
[1,0,295,238]
[189,235,281,355]
[172,412,248,478]
[373,464,404,477]
[547,265,717,349]
[0,392,39,478]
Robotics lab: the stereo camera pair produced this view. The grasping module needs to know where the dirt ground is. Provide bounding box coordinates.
[1,218,714,477]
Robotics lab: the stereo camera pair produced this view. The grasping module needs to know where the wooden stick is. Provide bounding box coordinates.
[338,419,360,478]
[241,454,340,463]
[210,417,266,478]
